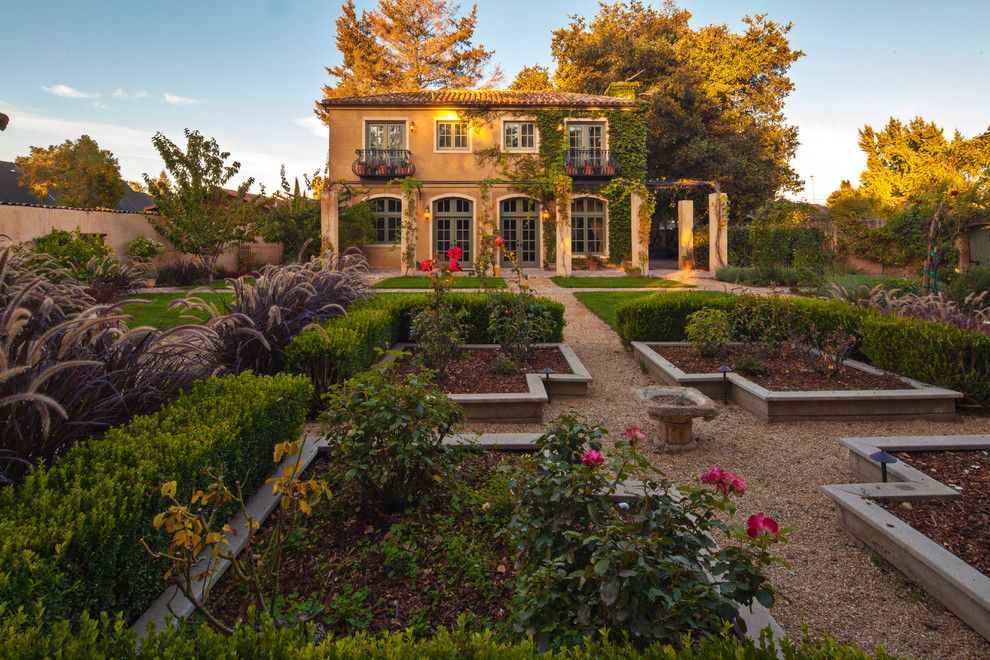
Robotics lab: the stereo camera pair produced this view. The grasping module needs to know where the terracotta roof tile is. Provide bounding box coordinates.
[320,90,637,109]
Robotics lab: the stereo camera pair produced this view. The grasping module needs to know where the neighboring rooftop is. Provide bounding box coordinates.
[0,160,154,212]
[320,89,639,109]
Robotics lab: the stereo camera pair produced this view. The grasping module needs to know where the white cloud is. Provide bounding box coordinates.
[164,93,203,106]
[92,101,109,109]
[294,116,326,137]
[41,84,99,99]
[113,88,148,101]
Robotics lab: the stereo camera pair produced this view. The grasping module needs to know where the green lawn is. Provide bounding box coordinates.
[573,291,660,331]
[121,290,233,329]
[373,275,506,289]
[551,276,691,289]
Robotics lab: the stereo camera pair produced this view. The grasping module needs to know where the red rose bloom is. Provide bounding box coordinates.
[448,260,462,272]
[447,246,464,260]
[419,259,433,272]
[494,236,505,247]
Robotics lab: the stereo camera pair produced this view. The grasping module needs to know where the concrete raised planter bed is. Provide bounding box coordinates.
[136,431,784,646]
[822,434,990,642]
[632,341,961,423]
[389,343,592,423]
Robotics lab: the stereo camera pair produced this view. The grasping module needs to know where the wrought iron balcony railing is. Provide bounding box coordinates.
[565,149,620,178]
[352,149,414,178]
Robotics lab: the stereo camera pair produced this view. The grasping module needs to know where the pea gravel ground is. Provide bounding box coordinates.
[466,280,990,659]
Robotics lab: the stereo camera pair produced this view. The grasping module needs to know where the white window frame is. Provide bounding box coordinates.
[434,119,471,152]
[500,117,539,153]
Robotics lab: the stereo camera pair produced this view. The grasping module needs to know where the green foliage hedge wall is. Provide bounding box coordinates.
[0,372,312,625]
[615,292,988,405]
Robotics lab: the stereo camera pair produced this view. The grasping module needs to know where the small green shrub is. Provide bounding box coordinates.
[686,308,732,356]
[320,358,463,512]
[729,295,807,349]
[0,372,311,625]
[948,267,990,304]
[0,610,894,658]
[615,291,734,344]
[126,236,165,262]
[734,355,768,377]
[31,227,113,279]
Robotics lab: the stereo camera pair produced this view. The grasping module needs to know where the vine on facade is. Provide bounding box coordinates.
[386,175,423,272]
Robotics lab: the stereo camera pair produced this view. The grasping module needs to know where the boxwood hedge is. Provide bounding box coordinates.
[0,372,312,626]
[615,291,989,406]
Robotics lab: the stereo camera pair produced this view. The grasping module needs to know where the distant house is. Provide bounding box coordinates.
[0,160,154,211]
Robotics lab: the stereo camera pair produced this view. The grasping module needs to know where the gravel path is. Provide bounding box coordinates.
[467,280,990,659]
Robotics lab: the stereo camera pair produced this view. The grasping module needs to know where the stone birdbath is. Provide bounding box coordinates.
[632,386,719,451]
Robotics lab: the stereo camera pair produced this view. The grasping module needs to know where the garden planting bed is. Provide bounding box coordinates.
[632,341,961,422]
[822,435,990,641]
[207,449,520,637]
[388,343,592,423]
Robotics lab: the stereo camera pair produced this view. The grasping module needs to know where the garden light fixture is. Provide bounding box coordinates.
[869,450,898,483]
[423,209,431,220]
[717,365,733,403]
[542,367,555,402]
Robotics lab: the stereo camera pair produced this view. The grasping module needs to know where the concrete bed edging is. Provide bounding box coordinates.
[135,431,785,649]
[388,342,593,423]
[631,341,961,422]
[822,434,990,641]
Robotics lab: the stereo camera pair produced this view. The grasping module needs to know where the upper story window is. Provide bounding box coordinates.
[568,122,605,153]
[436,120,470,151]
[503,121,536,151]
[365,121,406,150]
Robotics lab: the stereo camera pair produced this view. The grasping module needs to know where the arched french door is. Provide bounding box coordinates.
[432,197,473,263]
[571,197,607,257]
[498,197,540,267]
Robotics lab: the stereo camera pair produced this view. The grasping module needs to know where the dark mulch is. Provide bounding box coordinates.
[209,452,521,637]
[654,345,908,392]
[880,450,990,575]
[396,347,571,394]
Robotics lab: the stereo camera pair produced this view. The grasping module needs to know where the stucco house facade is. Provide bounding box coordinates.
[317,87,670,275]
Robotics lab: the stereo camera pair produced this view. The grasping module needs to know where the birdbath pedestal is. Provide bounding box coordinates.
[632,386,719,452]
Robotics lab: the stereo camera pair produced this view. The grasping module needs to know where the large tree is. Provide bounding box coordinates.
[324,0,494,98]
[143,129,260,274]
[545,1,803,215]
[15,135,126,209]
[510,65,552,91]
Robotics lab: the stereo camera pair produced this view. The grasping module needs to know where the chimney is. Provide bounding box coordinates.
[605,82,639,99]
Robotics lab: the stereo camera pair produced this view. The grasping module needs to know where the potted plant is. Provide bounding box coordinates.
[565,160,576,176]
[604,158,617,176]
[682,249,695,270]
[354,162,367,176]
[378,162,388,176]
[583,161,594,176]
[587,255,601,271]
[624,261,642,277]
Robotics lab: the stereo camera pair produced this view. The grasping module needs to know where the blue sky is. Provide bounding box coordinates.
[1,0,988,202]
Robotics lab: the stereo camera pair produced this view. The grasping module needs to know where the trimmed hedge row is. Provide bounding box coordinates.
[615,291,989,406]
[284,292,566,393]
[0,372,312,625]
[0,612,891,659]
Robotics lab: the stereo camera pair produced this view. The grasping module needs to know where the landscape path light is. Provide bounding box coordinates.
[717,365,733,404]
[869,450,898,483]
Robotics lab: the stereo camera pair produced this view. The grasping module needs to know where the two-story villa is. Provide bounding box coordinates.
[317,87,655,274]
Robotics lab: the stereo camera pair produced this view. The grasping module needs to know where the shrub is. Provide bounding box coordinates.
[155,256,213,286]
[0,611,892,659]
[31,227,113,280]
[126,236,165,263]
[820,273,920,302]
[182,252,370,375]
[82,256,147,302]
[0,371,311,624]
[615,291,734,344]
[1,245,215,482]
[948,266,990,304]
[729,295,807,350]
[685,308,732,356]
[487,257,554,363]
[509,417,782,648]
[320,359,463,512]
[284,307,393,405]
[410,257,469,376]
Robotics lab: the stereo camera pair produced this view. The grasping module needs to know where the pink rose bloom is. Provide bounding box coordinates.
[581,450,604,466]
[494,236,505,247]
[728,475,747,496]
[746,513,780,541]
[700,466,725,485]
[623,427,648,444]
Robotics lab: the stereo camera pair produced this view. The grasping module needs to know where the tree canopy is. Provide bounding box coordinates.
[324,0,495,98]
[510,65,552,91]
[15,135,126,209]
[143,129,260,274]
[541,1,803,215]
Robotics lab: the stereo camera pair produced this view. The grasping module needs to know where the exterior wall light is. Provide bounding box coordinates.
[423,209,432,220]
[541,209,551,221]
[409,121,416,132]
[556,123,564,132]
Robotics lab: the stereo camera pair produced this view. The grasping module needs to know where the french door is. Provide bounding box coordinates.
[433,197,473,263]
[499,198,540,267]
